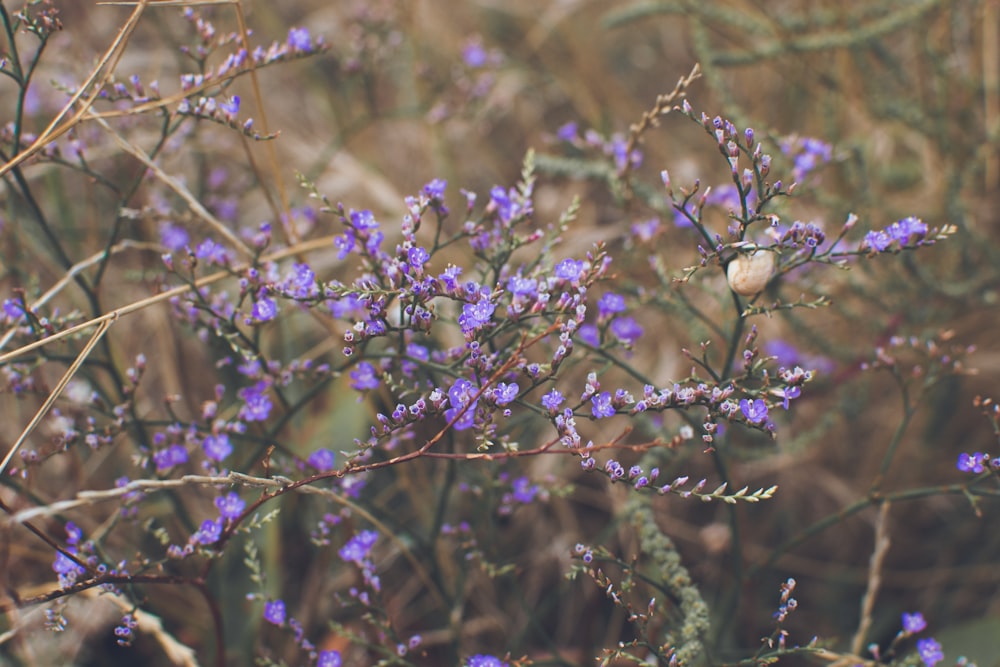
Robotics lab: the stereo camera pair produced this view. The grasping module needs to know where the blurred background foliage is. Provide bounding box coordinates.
[3,1,1000,666]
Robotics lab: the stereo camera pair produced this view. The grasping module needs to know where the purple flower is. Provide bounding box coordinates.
[541,389,565,412]
[781,136,832,181]
[318,651,343,667]
[219,95,240,117]
[916,638,943,667]
[466,656,508,667]
[556,121,578,142]
[506,274,538,297]
[263,599,286,625]
[957,452,987,474]
[511,476,539,503]
[193,518,222,545]
[902,611,927,634]
[780,386,801,410]
[445,378,479,430]
[740,398,768,424]
[65,522,82,545]
[350,209,378,231]
[610,317,643,345]
[154,444,188,471]
[215,492,245,520]
[578,324,600,347]
[438,265,463,292]
[159,222,189,251]
[251,296,278,322]
[459,299,495,335]
[494,382,518,406]
[350,362,380,391]
[862,230,892,253]
[554,258,584,281]
[308,448,335,472]
[2,298,25,320]
[287,27,312,51]
[285,263,316,298]
[597,293,626,319]
[631,217,661,242]
[462,40,488,68]
[407,246,430,267]
[591,392,615,419]
[194,238,230,265]
[53,549,86,578]
[238,381,273,422]
[339,529,379,564]
[202,434,232,462]
[333,231,355,259]
[886,216,928,244]
[423,178,446,199]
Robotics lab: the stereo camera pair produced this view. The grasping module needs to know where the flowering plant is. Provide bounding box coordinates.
[0,2,994,667]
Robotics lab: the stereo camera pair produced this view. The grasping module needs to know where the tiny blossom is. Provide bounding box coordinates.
[556,121,578,142]
[862,230,892,253]
[339,529,379,564]
[287,26,311,51]
[308,448,335,472]
[494,382,519,406]
[462,40,488,68]
[154,444,188,471]
[956,452,986,474]
[506,274,538,297]
[350,361,380,391]
[459,299,495,335]
[238,381,273,422]
[285,263,317,298]
[886,216,928,244]
[159,221,189,251]
[578,324,600,347]
[902,611,927,634]
[779,386,801,410]
[202,433,233,462]
[446,378,479,430]
[554,258,584,281]
[193,518,222,545]
[597,293,626,319]
[591,392,615,419]
[438,265,463,292]
[2,299,25,320]
[250,296,278,322]
[318,651,343,667]
[407,246,430,267]
[215,492,245,520]
[916,638,943,667]
[541,389,565,411]
[194,238,230,265]
[631,217,661,241]
[511,476,539,503]
[740,398,768,424]
[263,599,286,625]
[610,317,643,345]
[423,178,447,199]
[465,656,508,667]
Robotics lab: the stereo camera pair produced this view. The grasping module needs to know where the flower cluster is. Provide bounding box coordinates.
[262,598,341,667]
[860,216,931,254]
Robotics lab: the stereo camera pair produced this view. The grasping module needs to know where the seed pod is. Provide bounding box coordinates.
[726,248,775,296]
